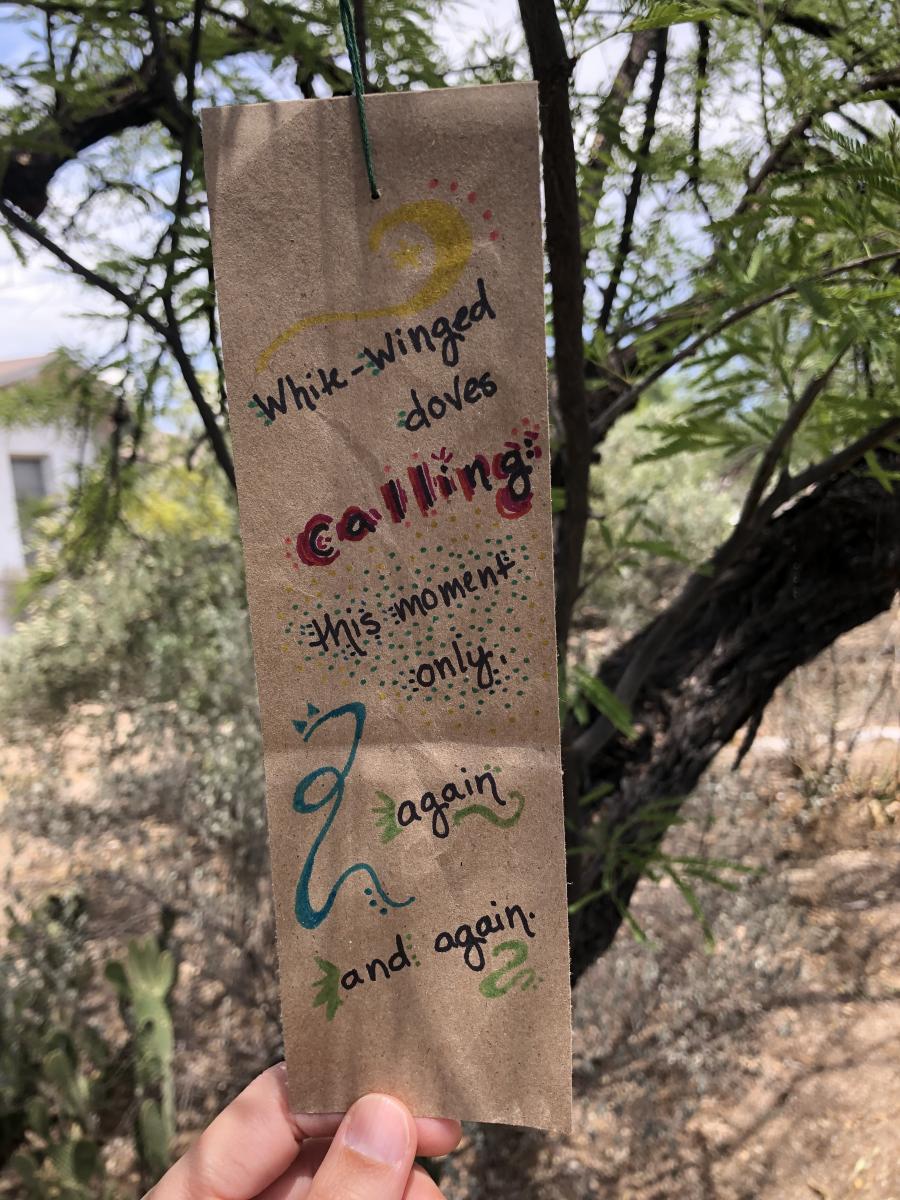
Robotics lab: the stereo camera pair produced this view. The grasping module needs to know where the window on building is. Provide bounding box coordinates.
[10,456,48,564]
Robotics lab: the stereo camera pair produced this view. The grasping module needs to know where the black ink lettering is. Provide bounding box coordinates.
[456,923,487,971]
[470,277,497,323]
[362,333,396,371]
[359,610,381,638]
[421,791,450,839]
[467,645,496,690]
[317,366,348,396]
[437,576,466,606]
[285,374,315,411]
[504,904,536,939]
[252,380,287,420]
[397,800,421,827]
[408,325,436,354]
[404,388,430,432]
[366,957,390,982]
[433,655,457,682]
[453,305,472,334]
[495,551,515,578]
[457,455,492,499]
[307,612,367,657]
[475,771,502,805]
[388,934,411,973]
[479,369,497,397]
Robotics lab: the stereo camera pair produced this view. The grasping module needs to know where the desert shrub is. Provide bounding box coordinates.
[577,391,739,638]
[0,451,266,881]
[0,895,177,1197]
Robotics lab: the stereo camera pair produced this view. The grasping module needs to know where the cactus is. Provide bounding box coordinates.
[3,897,180,1197]
[105,934,177,1184]
[11,1135,104,1200]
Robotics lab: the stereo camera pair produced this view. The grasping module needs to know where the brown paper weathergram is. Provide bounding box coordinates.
[202,82,572,1130]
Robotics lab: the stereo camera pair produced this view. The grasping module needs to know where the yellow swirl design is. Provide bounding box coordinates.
[256,198,474,372]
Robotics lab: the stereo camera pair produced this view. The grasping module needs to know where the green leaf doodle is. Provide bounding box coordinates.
[453,789,525,829]
[312,957,343,1021]
[373,791,402,843]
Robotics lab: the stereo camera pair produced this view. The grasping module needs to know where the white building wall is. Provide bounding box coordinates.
[0,425,92,634]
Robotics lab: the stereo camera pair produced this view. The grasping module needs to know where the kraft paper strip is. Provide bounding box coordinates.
[203,81,572,1130]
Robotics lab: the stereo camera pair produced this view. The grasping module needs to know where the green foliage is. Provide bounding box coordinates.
[560,664,637,739]
[625,2,719,32]
[1,453,241,712]
[0,6,897,1158]
[0,894,179,1196]
[0,445,267,885]
[578,389,737,634]
[568,798,760,947]
[0,351,110,432]
[0,894,109,1198]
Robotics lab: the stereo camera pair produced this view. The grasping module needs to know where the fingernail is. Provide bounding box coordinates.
[344,1094,411,1165]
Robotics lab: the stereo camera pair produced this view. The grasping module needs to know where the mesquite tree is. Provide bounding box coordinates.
[1,0,898,980]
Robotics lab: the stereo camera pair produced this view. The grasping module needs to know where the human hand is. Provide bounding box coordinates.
[146,1064,461,1200]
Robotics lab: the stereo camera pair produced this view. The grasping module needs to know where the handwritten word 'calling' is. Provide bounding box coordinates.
[295,423,543,569]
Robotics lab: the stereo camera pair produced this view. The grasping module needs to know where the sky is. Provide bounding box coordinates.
[0,2,525,361]
[0,2,711,363]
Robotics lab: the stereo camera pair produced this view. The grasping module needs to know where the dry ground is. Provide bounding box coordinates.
[2,608,898,1199]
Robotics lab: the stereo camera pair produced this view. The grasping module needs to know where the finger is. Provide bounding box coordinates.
[148,1065,337,1200]
[253,1139,332,1200]
[408,1117,461,1158]
[272,1116,459,1161]
[255,1137,458,1200]
[306,1094,417,1200]
[402,1163,452,1200]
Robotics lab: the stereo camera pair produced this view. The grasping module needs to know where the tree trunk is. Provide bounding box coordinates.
[569,454,900,983]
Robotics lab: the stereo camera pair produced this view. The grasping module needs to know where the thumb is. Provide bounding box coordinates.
[306,1093,417,1200]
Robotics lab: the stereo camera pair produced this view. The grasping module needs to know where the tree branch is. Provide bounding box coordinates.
[161,290,235,488]
[598,29,667,332]
[0,196,168,339]
[574,348,865,771]
[1,56,172,217]
[519,0,591,657]
[569,449,900,979]
[586,60,900,442]
[688,21,711,219]
[589,248,900,441]
[0,2,351,218]
[0,196,236,487]
[781,415,900,502]
[736,341,850,526]
[140,0,189,133]
[735,65,900,221]
[581,30,654,253]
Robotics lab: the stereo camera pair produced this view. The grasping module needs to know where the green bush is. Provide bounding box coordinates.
[0,895,178,1197]
[0,452,266,880]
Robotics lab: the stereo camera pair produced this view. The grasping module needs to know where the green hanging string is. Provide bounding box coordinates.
[338,0,379,199]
